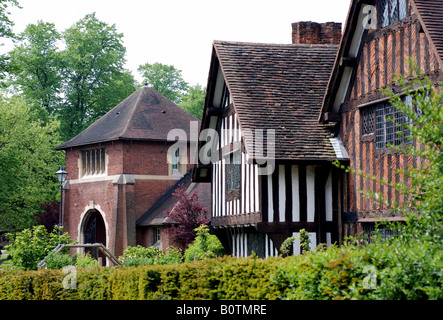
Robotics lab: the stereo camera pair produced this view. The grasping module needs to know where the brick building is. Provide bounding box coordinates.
[319,0,443,236]
[193,22,346,257]
[56,85,202,263]
[193,0,443,256]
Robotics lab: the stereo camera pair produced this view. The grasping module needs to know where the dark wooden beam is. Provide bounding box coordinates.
[340,56,358,68]
[323,112,341,123]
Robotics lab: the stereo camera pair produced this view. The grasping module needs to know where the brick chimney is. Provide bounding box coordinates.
[292,21,342,45]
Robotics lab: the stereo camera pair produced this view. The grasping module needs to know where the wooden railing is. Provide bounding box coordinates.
[38,243,122,269]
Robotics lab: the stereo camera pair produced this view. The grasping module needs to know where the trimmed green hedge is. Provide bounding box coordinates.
[0,256,284,300]
[0,237,441,300]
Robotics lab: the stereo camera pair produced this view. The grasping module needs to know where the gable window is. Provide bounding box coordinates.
[361,96,412,149]
[379,0,408,28]
[226,152,241,191]
[81,148,106,176]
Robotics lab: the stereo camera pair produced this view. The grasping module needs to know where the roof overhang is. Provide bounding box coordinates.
[319,0,376,123]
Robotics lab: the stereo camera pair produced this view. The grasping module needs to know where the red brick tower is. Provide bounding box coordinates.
[56,86,197,262]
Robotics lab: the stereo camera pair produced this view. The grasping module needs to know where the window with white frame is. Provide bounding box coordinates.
[81,148,106,176]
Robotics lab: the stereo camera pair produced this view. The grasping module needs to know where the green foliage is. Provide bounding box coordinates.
[0,256,284,300]
[6,13,137,140]
[120,245,183,267]
[5,225,73,270]
[8,21,62,117]
[0,0,20,77]
[184,225,224,262]
[45,252,98,270]
[0,96,64,231]
[138,62,188,104]
[273,236,442,300]
[60,13,136,139]
[334,64,442,244]
[179,84,206,119]
[44,251,72,270]
[280,229,311,256]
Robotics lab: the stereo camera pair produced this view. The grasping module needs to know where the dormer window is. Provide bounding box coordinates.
[81,148,106,176]
[379,0,408,28]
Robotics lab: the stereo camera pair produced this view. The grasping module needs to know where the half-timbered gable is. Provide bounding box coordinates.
[319,0,443,236]
[195,24,348,257]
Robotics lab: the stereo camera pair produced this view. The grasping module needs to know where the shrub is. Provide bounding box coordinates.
[165,185,210,250]
[5,225,73,270]
[184,225,224,262]
[272,237,443,300]
[280,228,311,256]
[45,251,72,270]
[73,253,99,268]
[0,256,285,300]
[120,245,183,267]
[44,251,98,270]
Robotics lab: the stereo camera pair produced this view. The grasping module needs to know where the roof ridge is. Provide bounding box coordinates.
[213,39,339,48]
[120,86,145,137]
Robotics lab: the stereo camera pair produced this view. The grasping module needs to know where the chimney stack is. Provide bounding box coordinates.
[292,21,342,45]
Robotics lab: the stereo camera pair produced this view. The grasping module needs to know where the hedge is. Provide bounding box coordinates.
[0,256,284,300]
[0,238,441,300]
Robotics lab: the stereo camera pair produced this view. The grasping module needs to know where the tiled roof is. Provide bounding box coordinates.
[214,41,339,160]
[136,170,211,226]
[414,0,443,64]
[56,86,197,149]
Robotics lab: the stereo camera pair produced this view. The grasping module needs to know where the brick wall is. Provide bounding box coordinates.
[62,139,193,257]
[292,21,342,45]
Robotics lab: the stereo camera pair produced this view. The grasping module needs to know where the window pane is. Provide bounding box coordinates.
[226,152,241,191]
[385,105,395,146]
[376,105,385,149]
[390,0,399,24]
[172,149,179,170]
[403,95,413,144]
[380,0,390,27]
[362,106,375,135]
[399,0,407,20]
[82,151,87,176]
[394,107,404,146]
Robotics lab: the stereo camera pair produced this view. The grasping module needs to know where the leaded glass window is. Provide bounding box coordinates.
[380,0,408,28]
[226,152,241,191]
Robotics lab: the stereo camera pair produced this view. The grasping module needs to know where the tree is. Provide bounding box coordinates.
[165,185,210,250]
[138,62,189,104]
[0,96,64,231]
[0,0,20,77]
[179,84,206,119]
[8,21,62,118]
[34,199,60,232]
[6,13,137,140]
[60,13,135,139]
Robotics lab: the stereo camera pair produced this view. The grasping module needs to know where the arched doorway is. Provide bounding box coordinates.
[83,210,106,262]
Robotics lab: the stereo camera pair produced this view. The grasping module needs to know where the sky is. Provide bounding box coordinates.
[3,0,351,87]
